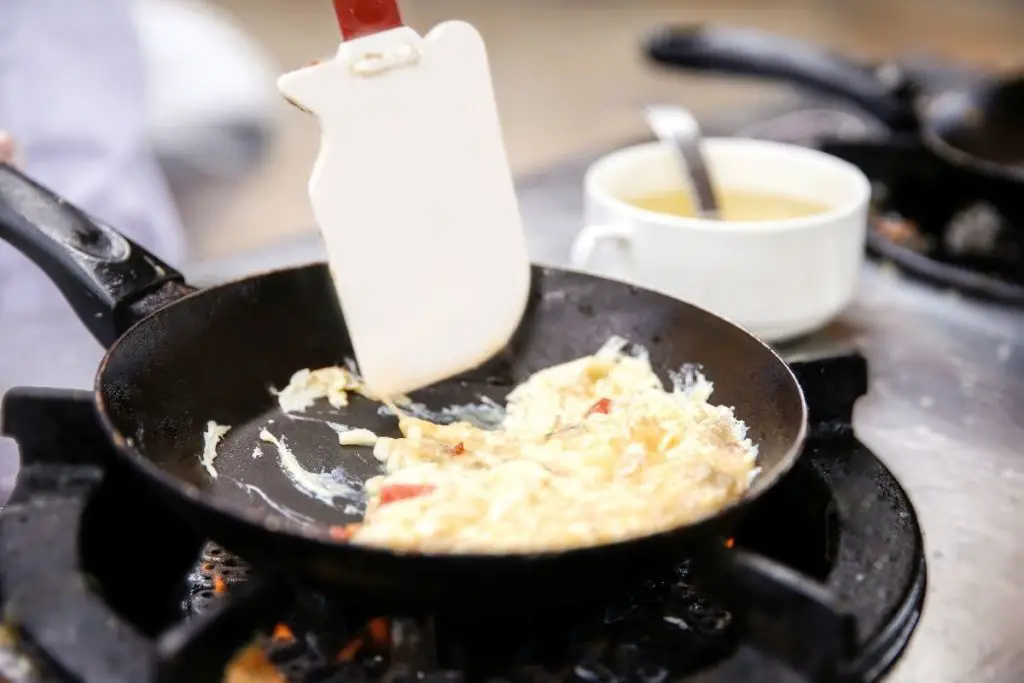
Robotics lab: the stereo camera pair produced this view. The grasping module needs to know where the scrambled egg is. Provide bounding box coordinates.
[273,366,367,412]
[303,338,758,554]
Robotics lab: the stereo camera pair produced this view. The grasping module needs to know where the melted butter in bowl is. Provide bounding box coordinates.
[627,188,829,222]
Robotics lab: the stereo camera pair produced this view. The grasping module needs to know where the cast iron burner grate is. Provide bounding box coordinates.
[186,550,740,683]
[723,65,1024,305]
[0,352,925,683]
[826,136,1024,304]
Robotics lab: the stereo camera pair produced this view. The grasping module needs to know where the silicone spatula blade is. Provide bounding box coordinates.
[279,1,531,398]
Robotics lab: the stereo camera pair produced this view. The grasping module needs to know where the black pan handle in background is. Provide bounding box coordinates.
[645,24,919,132]
[0,163,191,346]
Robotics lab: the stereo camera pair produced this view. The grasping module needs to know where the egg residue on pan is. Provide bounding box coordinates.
[257,337,759,554]
[200,421,231,478]
[258,429,363,510]
[272,365,393,413]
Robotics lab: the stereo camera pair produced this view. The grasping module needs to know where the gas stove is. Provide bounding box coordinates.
[175,91,1024,682]
[1,61,1023,683]
[722,63,1024,305]
[0,351,923,683]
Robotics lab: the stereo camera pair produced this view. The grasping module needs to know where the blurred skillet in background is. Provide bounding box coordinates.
[645,24,1024,222]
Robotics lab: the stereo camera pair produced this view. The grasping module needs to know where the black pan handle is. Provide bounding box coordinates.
[645,25,918,132]
[696,546,860,683]
[0,163,190,347]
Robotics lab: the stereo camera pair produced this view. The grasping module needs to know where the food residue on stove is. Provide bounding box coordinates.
[200,421,231,478]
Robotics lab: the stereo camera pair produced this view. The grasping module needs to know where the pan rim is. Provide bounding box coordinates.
[92,261,809,564]
[919,81,1024,184]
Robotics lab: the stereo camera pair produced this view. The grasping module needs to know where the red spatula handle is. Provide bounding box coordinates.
[333,0,404,41]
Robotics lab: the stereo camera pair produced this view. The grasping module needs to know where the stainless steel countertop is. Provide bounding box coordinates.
[1,146,1021,683]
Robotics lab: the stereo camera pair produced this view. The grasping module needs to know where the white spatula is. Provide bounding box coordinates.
[278,0,531,398]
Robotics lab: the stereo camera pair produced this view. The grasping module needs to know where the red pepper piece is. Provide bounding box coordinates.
[379,483,435,506]
[586,398,612,416]
[329,523,361,541]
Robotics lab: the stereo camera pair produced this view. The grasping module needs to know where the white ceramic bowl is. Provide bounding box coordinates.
[573,138,871,342]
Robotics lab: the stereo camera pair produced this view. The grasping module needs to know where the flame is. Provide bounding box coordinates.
[271,623,295,643]
[336,638,364,662]
[336,618,390,662]
[223,644,285,683]
[368,618,390,646]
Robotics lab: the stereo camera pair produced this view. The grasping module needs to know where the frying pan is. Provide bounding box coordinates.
[645,25,1024,218]
[0,163,806,611]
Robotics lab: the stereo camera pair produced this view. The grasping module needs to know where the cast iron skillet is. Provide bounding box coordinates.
[646,24,1024,219]
[0,163,806,610]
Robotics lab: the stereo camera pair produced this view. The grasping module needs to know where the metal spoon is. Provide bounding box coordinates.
[643,104,721,219]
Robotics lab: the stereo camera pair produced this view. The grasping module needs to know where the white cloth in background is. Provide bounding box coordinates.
[134,0,280,182]
[131,0,281,237]
[0,0,186,319]
[0,0,280,503]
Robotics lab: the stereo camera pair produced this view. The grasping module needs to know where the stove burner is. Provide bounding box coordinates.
[866,203,1024,304]
[0,352,925,683]
[188,548,741,683]
[735,107,1024,304]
